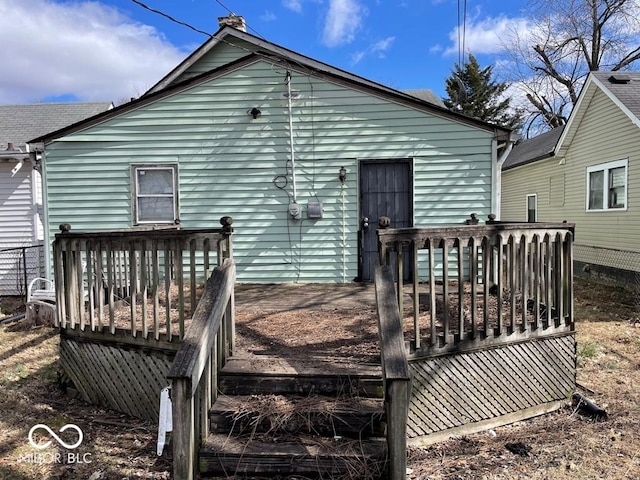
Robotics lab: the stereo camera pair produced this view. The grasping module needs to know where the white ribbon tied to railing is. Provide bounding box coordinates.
[157,386,173,456]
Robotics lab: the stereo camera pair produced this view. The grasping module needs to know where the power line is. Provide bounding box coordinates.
[131,0,212,37]
[457,0,467,66]
[214,0,234,16]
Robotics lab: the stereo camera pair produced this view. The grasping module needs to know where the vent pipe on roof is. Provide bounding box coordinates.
[218,14,246,32]
[608,75,631,84]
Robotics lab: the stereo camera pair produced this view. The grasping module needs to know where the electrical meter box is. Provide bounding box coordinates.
[288,202,302,220]
[307,201,324,219]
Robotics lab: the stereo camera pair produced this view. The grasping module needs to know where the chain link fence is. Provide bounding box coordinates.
[0,244,45,299]
[574,244,640,273]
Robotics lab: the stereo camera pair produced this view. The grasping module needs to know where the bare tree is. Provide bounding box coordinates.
[504,0,640,136]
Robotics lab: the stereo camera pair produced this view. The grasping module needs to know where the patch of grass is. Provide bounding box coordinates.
[0,323,171,479]
[577,339,601,367]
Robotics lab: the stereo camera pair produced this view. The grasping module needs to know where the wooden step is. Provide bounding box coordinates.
[210,394,386,438]
[200,433,388,478]
[219,355,384,398]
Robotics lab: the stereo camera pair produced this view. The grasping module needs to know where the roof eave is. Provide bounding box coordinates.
[503,151,555,171]
[28,54,263,145]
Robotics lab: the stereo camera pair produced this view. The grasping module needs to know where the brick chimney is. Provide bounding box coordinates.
[218,14,246,32]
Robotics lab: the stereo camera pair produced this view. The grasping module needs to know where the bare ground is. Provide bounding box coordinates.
[0,277,638,479]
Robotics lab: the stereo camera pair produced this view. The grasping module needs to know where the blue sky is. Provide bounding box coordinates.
[0,0,531,104]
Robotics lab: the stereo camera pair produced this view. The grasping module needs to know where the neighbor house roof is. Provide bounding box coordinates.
[505,70,640,170]
[503,126,564,171]
[555,71,640,157]
[30,27,510,145]
[402,89,446,108]
[1,102,113,151]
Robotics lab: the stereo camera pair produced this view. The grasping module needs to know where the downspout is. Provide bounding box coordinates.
[33,145,52,280]
[492,133,517,220]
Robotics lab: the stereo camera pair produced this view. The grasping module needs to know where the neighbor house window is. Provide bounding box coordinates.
[526,194,537,222]
[586,159,628,211]
[132,164,179,224]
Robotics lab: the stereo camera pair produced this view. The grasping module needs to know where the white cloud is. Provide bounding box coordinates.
[371,36,395,56]
[322,0,365,47]
[351,51,366,64]
[0,0,187,104]
[283,0,303,13]
[444,15,531,56]
[261,11,277,22]
[350,36,395,65]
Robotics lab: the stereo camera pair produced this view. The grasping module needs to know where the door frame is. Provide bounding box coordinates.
[357,158,414,282]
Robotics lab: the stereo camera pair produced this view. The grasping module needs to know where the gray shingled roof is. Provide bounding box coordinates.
[591,70,640,120]
[0,102,112,150]
[402,89,446,108]
[503,126,564,171]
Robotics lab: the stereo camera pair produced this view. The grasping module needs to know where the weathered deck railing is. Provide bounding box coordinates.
[377,218,575,356]
[52,217,233,340]
[167,258,236,480]
[374,263,410,480]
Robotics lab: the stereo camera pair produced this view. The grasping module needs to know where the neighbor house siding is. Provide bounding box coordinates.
[503,88,640,275]
[0,163,40,295]
[502,158,565,222]
[44,59,496,283]
[0,164,37,248]
[561,89,639,254]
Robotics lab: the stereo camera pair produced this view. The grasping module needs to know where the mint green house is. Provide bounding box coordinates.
[30,22,513,283]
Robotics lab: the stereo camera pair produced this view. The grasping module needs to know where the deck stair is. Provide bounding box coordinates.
[199,354,388,478]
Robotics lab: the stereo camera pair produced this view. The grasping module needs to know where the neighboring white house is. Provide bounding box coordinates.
[502,71,640,285]
[0,103,112,295]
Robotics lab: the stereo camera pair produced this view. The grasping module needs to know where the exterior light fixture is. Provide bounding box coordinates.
[339,166,347,184]
[248,107,261,119]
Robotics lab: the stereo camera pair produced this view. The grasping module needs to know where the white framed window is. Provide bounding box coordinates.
[526,194,537,222]
[586,159,628,211]
[131,164,179,224]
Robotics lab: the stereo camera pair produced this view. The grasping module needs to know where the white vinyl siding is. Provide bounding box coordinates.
[0,163,42,295]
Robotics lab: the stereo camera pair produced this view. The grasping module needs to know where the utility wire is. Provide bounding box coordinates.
[131,0,212,37]
[457,0,468,66]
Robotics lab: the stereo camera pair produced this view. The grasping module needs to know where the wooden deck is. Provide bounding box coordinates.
[235,282,378,311]
[52,220,576,480]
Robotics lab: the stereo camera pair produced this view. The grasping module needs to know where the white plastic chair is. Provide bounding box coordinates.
[26,278,57,324]
[27,277,56,305]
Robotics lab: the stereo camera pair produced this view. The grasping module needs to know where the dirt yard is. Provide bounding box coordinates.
[0,277,638,479]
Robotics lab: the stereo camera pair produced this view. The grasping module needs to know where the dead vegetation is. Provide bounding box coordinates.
[0,276,638,479]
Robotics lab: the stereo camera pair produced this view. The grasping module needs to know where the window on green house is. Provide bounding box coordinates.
[586,159,627,211]
[132,164,179,224]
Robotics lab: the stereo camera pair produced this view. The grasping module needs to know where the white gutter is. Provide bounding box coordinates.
[492,133,517,220]
[285,71,298,203]
[39,148,52,280]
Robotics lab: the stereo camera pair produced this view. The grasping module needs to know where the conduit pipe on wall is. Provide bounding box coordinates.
[285,71,298,204]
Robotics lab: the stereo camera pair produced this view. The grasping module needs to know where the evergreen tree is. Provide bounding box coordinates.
[443,54,524,131]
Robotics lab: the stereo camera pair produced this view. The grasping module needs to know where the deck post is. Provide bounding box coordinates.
[374,263,411,480]
[171,379,195,480]
[387,379,410,480]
